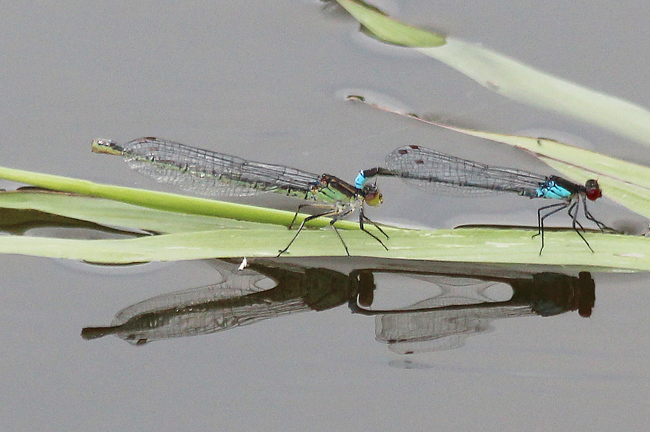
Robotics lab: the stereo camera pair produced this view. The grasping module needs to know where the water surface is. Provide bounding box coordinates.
[1,1,649,430]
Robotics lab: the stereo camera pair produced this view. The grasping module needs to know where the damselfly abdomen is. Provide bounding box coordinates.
[92,137,387,256]
[357,144,611,254]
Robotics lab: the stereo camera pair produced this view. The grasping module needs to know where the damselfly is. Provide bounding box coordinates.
[356,144,610,254]
[91,137,388,255]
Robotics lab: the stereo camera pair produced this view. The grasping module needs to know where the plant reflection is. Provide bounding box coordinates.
[82,259,594,353]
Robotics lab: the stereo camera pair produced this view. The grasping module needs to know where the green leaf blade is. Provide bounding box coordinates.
[339,0,650,146]
[336,0,446,47]
[0,226,646,271]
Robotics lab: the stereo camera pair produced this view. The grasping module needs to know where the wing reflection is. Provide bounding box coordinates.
[81,259,369,345]
[350,271,595,354]
[82,260,594,353]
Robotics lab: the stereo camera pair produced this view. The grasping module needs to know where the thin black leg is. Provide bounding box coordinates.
[278,208,342,257]
[534,202,568,255]
[329,207,357,256]
[535,202,567,237]
[288,202,332,230]
[358,208,389,251]
[360,206,389,238]
[582,199,616,233]
[570,198,594,253]
[567,202,586,232]
[329,219,351,256]
[282,202,390,256]
[288,205,305,230]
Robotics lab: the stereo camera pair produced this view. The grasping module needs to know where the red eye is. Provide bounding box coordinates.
[585,179,602,201]
[586,188,602,201]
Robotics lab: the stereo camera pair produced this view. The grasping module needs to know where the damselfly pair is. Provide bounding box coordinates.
[92,137,609,255]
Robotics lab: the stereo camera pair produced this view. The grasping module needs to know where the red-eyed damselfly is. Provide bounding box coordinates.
[357,144,612,254]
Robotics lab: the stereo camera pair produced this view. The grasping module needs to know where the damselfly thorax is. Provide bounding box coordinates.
[92,137,388,256]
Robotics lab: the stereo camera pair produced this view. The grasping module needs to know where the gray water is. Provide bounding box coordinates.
[1,1,649,431]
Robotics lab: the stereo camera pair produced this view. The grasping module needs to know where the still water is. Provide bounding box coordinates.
[1,1,649,431]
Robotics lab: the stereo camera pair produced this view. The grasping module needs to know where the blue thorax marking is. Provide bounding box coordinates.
[536,179,572,200]
[354,171,368,190]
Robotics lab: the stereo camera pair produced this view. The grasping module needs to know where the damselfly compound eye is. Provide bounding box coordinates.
[585,180,602,201]
[364,191,383,206]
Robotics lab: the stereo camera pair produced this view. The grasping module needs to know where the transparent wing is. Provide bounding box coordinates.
[122,137,322,199]
[386,145,548,197]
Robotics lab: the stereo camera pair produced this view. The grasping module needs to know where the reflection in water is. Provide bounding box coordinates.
[82,259,373,345]
[0,190,150,239]
[351,271,594,354]
[82,259,594,353]
[0,206,145,238]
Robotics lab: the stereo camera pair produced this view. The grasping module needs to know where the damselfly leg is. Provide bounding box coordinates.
[535,200,594,254]
[280,203,388,256]
[582,196,616,233]
[567,201,587,232]
[359,207,389,251]
[569,201,594,253]
[535,202,567,254]
[280,203,351,256]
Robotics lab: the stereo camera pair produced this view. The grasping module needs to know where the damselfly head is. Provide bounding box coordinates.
[363,187,383,206]
[585,179,602,201]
